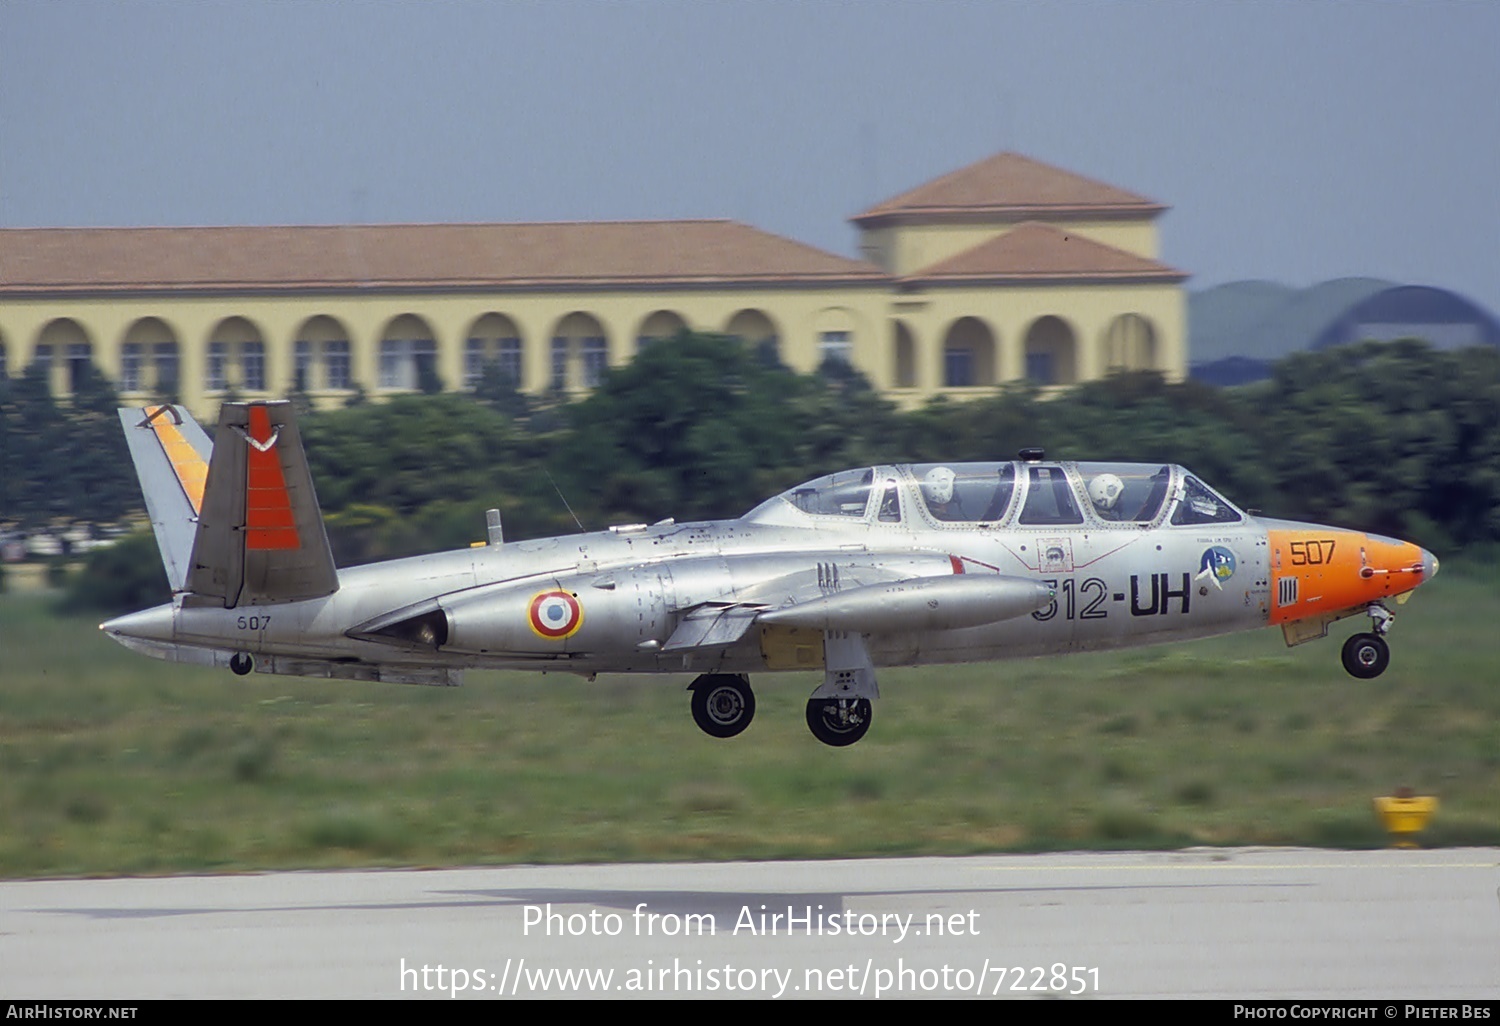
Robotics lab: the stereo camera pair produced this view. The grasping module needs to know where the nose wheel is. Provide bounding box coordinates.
[806,697,872,747]
[1341,604,1393,679]
[688,674,755,738]
[1341,633,1390,678]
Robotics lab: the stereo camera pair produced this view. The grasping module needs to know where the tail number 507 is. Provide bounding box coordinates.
[1288,539,1336,566]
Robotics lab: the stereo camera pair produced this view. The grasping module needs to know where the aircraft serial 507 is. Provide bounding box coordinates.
[103,400,1438,747]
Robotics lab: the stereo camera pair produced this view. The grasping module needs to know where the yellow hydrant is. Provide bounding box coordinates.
[1373,787,1437,848]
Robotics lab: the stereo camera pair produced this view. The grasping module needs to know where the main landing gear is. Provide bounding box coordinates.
[686,674,877,747]
[688,674,755,738]
[1341,603,1393,679]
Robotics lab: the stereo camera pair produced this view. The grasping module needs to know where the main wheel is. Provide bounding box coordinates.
[1341,632,1390,679]
[689,674,755,738]
[805,697,872,747]
[229,651,254,676]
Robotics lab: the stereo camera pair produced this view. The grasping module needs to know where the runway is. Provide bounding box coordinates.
[2,848,1497,999]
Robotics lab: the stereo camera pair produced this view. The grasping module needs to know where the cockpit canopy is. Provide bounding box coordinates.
[743,461,1245,530]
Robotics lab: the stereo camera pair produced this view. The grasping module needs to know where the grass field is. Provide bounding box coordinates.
[2,561,1497,878]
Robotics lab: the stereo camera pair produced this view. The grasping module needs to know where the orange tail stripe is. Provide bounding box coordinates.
[247,527,300,550]
[245,506,296,529]
[145,405,208,515]
[247,463,286,489]
[244,405,301,552]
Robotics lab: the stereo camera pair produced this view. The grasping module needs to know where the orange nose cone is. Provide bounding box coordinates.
[1360,533,1431,599]
[1268,528,1431,626]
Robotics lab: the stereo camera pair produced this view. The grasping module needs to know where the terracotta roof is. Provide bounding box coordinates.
[852,152,1166,227]
[0,220,888,296]
[903,222,1187,286]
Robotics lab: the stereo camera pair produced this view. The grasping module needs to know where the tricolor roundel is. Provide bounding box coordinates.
[528,590,583,640]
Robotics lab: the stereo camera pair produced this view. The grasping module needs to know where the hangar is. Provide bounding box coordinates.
[1190,279,1500,386]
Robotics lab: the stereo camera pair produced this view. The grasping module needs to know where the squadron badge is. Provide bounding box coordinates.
[1196,546,1237,590]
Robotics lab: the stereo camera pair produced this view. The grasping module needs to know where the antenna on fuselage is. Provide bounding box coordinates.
[1018,447,1046,462]
[545,469,587,533]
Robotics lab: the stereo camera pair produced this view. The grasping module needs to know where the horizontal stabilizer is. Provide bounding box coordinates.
[187,401,339,608]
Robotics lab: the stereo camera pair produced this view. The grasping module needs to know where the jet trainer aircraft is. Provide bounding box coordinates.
[103,400,1438,747]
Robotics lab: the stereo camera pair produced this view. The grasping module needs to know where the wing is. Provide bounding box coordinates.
[755,574,1055,633]
[662,561,1053,652]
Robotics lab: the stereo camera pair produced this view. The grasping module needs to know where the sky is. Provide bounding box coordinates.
[3,1,1498,312]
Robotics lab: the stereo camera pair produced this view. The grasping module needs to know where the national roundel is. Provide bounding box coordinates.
[528,590,583,640]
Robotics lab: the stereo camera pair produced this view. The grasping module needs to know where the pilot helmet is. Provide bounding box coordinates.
[1088,473,1125,510]
[923,466,956,505]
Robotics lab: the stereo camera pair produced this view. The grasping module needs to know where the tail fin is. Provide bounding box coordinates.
[118,404,212,591]
[121,400,338,608]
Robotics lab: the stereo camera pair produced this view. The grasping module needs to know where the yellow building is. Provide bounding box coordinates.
[0,152,1186,414]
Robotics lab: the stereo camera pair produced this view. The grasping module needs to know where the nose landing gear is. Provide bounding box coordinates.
[1341,603,1393,679]
[805,696,872,747]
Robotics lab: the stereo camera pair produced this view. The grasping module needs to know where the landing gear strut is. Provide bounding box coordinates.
[1341,603,1393,679]
[805,697,872,747]
[688,674,755,738]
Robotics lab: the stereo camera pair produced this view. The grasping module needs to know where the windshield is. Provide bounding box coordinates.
[1170,475,1244,525]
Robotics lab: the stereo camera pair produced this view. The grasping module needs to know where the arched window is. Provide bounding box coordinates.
[549,312,609,391]
[941,317,996,388]
[293,315,353,391]
[892,321,917,389]
[635,310,688,351]
[206,317,269,393]
[1103,313,1157,372]
[464,313,524,388]
[123,317,182,394]
[1024,315,1078,386]
[725,308,781,365]
[36,318,95,395]
[379,314,439,391]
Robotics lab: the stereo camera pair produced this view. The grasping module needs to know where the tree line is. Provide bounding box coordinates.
[5,334,1499,589]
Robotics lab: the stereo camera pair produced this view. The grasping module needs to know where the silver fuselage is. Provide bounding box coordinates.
[107,461,1305,681]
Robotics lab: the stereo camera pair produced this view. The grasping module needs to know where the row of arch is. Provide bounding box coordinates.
[0,306,1163,399]
[0,308,782,398]
[894,312,1160,389]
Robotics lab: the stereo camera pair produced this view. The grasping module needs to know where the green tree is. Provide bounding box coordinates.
[59,363,138,526]
[472,359,532,421]
[300,393,563,547]
[0,365,69,528]
[559,332,903,525]
[55,531,170,617]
